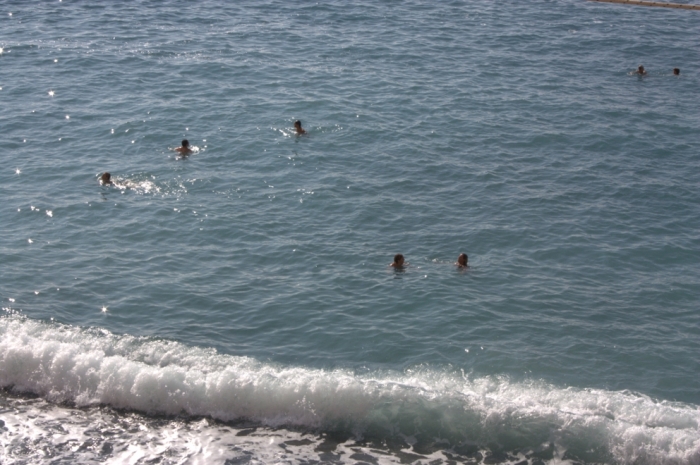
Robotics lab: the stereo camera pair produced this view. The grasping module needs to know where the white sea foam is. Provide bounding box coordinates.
[0,397,454,465]
[0,316,698,464]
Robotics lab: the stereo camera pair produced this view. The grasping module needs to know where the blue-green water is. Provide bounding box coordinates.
[1,1,699,463]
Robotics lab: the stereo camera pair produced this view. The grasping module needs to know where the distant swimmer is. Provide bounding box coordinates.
[174,139,193,155]
[456,253,468,268]
[673,68,680,76]
[294,120,307,135]
[390,253,407,269]
[636,65,647,76]
[100,172,113,185]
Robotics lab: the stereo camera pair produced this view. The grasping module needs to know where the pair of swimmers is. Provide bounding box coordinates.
[172,121,305,155]
[635,65,680,76]
[101,141,191,185]
[101,139,192,184]
[167,121,305,155]
[390,253,468,269]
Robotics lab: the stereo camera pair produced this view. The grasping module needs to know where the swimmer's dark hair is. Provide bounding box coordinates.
[101,172,111,183]
[394,253,404,263]
[294,120,302,127]
[673,68,680,75]
[458,253,468,266]
[182,139,189,147]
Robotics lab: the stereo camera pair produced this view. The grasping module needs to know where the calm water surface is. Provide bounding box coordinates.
[1,1,699,464]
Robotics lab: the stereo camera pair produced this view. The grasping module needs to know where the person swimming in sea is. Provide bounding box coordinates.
[390,253,407,269]
[456,253,468,268]
[294,120,306,135]
[100,172,113,185]
[673,68,680,76]
[174,139,193,155]
[636,65,647,76]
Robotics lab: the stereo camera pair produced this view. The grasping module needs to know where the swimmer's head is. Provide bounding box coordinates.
[638,65,645,73]
[457,253,468,267]
[100,172,111,184]
[393,254,404,266]
[294,120,302,129]
[182,139,189,148]
[674,68,680,75]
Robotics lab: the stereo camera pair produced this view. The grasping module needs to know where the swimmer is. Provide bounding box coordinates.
[636,65,647,76]
[673,68,680,76]
[174,139,193,155]
[294,120,306,135]
[100,172,113,185]
[390,253,407,268]
[455,253,468,268]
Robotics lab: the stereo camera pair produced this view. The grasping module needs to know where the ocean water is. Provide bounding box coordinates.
[1,1,700,463]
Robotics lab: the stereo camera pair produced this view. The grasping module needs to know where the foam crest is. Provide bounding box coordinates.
[0,317,378,427]
[1,316,698,464]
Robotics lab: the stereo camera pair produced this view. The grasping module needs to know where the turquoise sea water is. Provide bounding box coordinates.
[1,1,699,463]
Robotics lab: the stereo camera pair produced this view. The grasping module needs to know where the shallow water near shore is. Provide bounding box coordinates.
[1,1,700,463]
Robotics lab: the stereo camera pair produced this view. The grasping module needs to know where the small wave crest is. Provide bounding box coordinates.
[1,316,698,464]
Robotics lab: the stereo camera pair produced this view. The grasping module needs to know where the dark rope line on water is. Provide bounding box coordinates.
[589,0,700,10]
